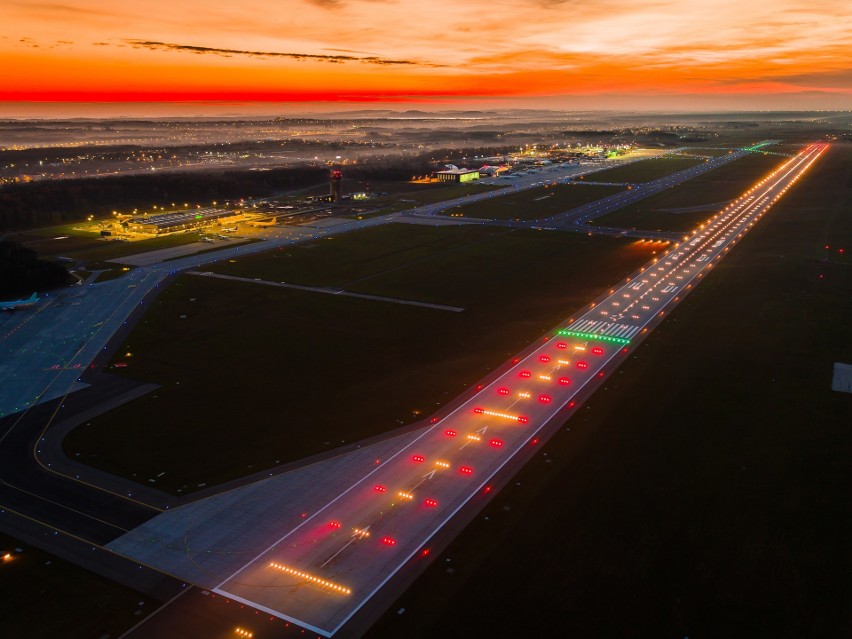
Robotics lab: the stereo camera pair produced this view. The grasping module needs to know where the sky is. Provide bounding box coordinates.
[1,0,850,114]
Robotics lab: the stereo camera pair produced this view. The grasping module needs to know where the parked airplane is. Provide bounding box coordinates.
[221,227,238,232]
[201,237,215,243]
[0,292,39,311]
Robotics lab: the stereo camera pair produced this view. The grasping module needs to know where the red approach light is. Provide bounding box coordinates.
[517,416,529,424]
[381,536,397,546]
[539,394,552,404]
[459,465,474,475]
[489,438,504,448]
[577,361,589,370]
[531,438,539,445]
[558,377,571,386]
[598,371,605,378]
[568,401,576,408]
[329,521,342,529]
[591,346,604,355]
[556,342,568,350]
[430,417,439,424]
[421,549,431,557]
[444,429,458,437]
[497,387,510,396]
[424,498,438,508]
[473,407,485,414]
[539,355,551,363]
[512,357,520,364]
[519,370,532,378]
[412,454,425,463]
[475,384,483,391]
[374,485,387,493]
[621,347,629,354]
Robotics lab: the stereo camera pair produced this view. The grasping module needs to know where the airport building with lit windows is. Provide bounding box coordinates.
[126,208,236,234]
[435,168,480,183]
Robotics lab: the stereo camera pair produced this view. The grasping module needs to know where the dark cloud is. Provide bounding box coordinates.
[305,0,344,7]
[124,39,428,66]
[774,69,852,89]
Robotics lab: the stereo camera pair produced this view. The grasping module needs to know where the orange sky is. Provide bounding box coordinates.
[1,0,850,112]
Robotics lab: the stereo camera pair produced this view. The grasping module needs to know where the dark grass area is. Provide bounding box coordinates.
[68,233,204,263]
[6,223,103,257]
[579,156,704,183]
[63,226,659,494]
[593,152,786,232]
[12,229,207,263]
[684,147,739,157]
[366,144,852,639]
[438,183,625,220]
[0,533,152,639]
[356,182,507,217]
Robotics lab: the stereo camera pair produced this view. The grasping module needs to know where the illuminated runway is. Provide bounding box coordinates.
[110,143,827,636]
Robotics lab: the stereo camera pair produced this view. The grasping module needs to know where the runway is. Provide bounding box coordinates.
[111,143,827,637]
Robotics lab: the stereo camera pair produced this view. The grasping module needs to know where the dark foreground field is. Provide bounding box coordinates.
[0,533,152,639]
[64,225,658,493]
[367,144,852,638]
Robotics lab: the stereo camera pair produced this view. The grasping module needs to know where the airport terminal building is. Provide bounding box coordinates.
[435,168,480,183]
[127,208,236,234]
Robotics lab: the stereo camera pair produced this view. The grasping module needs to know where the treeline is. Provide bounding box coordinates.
[0,240,70,298]
[0,156,434,231]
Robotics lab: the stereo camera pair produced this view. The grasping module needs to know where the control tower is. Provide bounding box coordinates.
[329,169,343,202]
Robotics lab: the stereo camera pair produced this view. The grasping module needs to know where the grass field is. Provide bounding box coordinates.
[64,225,660,493]
[366,144,852,639]
[0,533,152,639]
[355,182,507,217]
[683,147,739,157]
[592,152,785,232]
[579,156,704,183]
[9,223,206,264]
[437,183,624,220]
[68,233,204,263]
[8,222,104,256]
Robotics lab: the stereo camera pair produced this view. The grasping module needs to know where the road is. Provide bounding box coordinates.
[114,143,827,637]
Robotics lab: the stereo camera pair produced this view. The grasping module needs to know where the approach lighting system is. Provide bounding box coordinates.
[269,563,352,595]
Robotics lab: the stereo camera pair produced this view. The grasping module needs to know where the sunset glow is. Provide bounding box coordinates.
[1,0,850,111]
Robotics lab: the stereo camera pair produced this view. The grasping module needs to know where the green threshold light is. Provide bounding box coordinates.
[557,330,631,345]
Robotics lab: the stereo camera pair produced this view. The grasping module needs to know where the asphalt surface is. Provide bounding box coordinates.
[113,143,826,637]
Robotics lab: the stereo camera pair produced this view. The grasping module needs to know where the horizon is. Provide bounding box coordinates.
[1,103,850,121]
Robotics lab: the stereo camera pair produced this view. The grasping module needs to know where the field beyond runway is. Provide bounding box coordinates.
[63,225,659,494]
[439,183,625,221]
[592,152,787,232]
[577,156,704,183]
